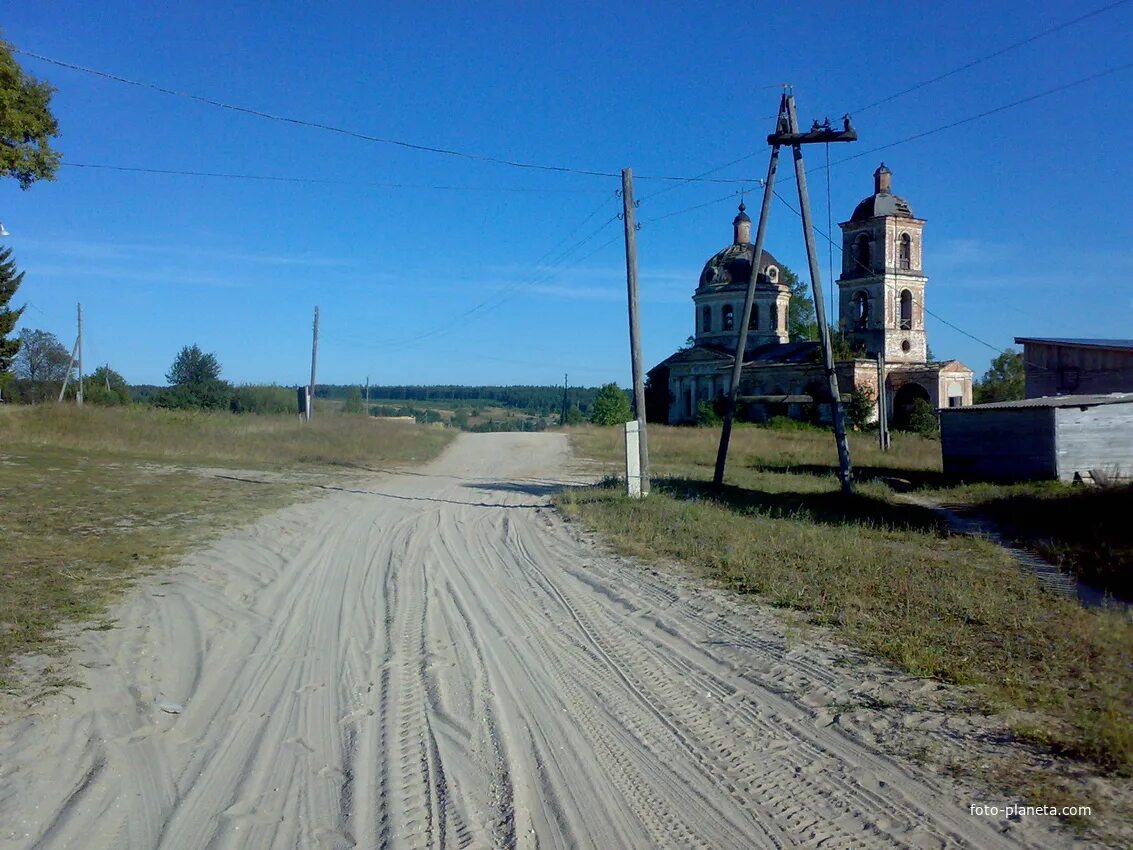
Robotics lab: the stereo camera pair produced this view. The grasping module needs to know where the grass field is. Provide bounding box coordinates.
[0,405,454,695]
[558,424,1133,788]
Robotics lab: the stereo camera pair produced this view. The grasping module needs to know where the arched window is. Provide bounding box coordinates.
[900,289,913,329]
[899,233,912,270]
[767,266,779,283]
[854,233,871,272]
[852,291,869,329]
[749,303,759,330]
[770,303,779,332]
[722,304,735,331]
[702,305,712,333]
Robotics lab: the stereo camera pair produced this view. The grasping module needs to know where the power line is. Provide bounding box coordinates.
[647,1,1133,208]
[851,0,1133,115]
[60,162,610,193]
[770,187,1003,354]
[640,58,1133,229]
[15,47,758,187]
[828,61,1133,170]
[335,199,624,351]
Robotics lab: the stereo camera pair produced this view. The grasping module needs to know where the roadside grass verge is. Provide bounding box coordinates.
[558,424,1133,779]
[927,481,1132,600]
[0,405,454,695]
[0,403,452,469]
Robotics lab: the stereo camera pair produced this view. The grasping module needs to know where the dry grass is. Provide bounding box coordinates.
[0,404,452,469]
[558,424,1133,780]
[0,405,454,694]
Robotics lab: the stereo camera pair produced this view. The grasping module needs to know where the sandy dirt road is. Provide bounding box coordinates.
[0,433,1074,849]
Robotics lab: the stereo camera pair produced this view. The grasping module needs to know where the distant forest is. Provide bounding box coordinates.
[127,382,608,430]
[314,384,603,416]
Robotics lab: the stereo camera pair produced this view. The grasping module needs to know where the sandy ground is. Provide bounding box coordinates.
[0,433,1093,849]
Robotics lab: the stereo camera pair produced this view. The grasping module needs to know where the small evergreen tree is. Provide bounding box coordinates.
[166,344,222,385]
[0,246,26,395]
[590,383,633,425]
[157,344,230,409]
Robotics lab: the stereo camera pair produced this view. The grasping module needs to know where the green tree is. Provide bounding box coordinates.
[905,398,939,436]
[85,365,130,406]
[564,404,586,425]
[158,344,230,409]
[695,398,723,426]
[12,327,74,401]
[974,348,1024,404]
[0,246,26,394]
[1,40,62,189]
[846,384,876,430]
[784,265,818,341]
[589,383,633,425]
[342,386,364,414]
[166,344,222,386]
[829,330,866,360]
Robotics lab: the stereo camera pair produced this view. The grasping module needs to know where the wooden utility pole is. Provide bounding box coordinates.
[621,168,650,496]
[877,351,890,451]
[308,306,319,422]
[715,94,857,493]
[561,373,569,426]
[784,97,853,494]
[365,376,370,408]
[76,303,84,406]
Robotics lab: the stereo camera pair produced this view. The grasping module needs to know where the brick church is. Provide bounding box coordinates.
[648,164,973,427]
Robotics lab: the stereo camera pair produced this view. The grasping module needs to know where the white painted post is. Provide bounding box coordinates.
[625,420,643,499]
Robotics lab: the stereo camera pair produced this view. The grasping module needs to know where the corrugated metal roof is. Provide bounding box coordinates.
[944,393,1133,411]
[1014,337,1133,350]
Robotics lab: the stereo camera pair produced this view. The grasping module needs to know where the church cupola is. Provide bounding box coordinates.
[874,162,892,194]
[732,202,751,245]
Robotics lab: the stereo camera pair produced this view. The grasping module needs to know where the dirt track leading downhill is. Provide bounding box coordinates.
[0,433,1068,849]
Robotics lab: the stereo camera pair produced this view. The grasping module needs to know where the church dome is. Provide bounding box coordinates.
[849,162,914,222]
[699,203,782,289]
[698,243,782,289]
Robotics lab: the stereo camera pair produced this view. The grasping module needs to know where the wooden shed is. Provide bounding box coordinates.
[939,393,1133,482]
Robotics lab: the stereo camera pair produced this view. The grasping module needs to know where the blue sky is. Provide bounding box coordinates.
[2,1,1131,388]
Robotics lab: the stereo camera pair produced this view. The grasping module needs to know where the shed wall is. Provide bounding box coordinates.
[1054,404,1133,482]
[1023,342,1133,398]
[940,408,1056,480]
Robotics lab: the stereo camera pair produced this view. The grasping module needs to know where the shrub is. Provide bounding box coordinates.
[229,385,297,415]
[695,398,723,426]
[846,384,876,431]
[590,383,633,426]
[905,398,939,437]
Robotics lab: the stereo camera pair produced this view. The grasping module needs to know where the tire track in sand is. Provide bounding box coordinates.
[0,433,1084,850]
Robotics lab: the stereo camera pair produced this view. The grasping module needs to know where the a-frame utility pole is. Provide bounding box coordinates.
[714,92,856,495]
[58,303,84,405]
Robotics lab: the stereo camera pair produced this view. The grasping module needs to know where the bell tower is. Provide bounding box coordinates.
[836,164,928,364]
